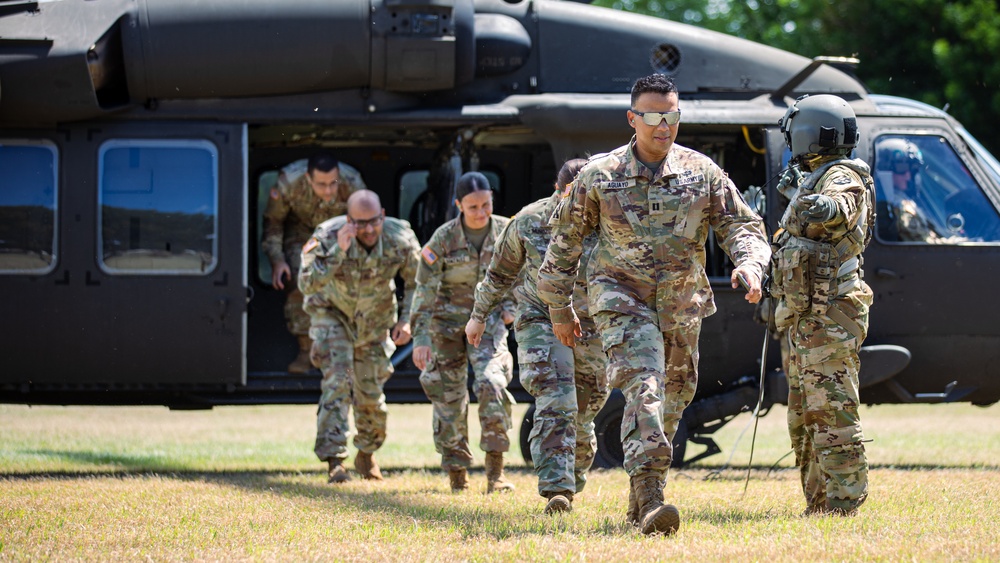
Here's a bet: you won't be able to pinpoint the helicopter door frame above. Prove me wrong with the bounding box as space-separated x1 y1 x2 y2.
0 122 248 388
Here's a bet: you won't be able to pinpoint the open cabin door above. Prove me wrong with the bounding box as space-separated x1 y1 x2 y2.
0 122 247 393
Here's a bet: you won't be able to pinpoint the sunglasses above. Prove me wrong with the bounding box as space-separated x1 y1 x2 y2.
631 110 682 126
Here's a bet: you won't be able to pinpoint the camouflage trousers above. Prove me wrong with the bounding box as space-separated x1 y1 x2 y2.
517 313 609 496
781 302 869 513
418 319 514 470
310 318 395 463
596 311 699 479
283 247 310 336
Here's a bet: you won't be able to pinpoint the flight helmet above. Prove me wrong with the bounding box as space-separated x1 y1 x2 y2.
877 137 924 175
779 94 860 160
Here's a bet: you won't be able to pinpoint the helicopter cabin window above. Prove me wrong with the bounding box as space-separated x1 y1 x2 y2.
399 169 502 242
0 140 58 274
98 140 219 274
873 135 1000 244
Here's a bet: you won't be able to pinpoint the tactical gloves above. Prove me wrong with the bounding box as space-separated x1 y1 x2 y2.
796 194 838 223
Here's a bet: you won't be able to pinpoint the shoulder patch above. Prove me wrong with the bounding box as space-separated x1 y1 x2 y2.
560 183 574 197
269 188 280 200
421 245 438 265
833 174 852 185
302 237 319 254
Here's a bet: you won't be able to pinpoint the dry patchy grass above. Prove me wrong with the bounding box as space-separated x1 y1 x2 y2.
1 402 998 561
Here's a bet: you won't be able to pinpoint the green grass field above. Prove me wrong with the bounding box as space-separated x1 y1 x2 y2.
1 402 998 561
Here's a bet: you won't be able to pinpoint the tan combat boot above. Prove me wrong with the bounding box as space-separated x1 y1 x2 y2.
485 451 516 494
632 474 680 535
288 335 313 374
327 460 351 484
543 491 574 514
354 451 384 481
449 468 469 492
626 478 640 526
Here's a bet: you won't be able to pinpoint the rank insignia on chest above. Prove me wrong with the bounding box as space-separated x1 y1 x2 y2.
649 192 664 215
421 246 438 265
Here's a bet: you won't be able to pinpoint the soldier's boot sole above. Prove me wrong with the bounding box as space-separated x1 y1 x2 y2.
640 504 680 536
544 495 573 515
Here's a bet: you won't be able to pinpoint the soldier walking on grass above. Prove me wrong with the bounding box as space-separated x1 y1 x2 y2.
537 74 771 534
772 94 875 516
467 159 610 514
411 171 517 494
298 190 421 483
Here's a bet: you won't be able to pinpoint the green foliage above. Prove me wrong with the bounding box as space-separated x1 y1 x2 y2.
594 0 1000 156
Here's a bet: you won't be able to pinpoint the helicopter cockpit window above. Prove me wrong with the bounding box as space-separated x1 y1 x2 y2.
399 169 502 243
873 135 1000 244
98 140 219 274
0 140 58 275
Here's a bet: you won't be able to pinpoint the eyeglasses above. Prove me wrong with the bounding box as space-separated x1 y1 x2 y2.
348 215 384 229
312 179 340 189
631 110 682 126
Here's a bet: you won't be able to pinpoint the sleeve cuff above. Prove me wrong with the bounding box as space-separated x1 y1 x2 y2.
548 305 576 325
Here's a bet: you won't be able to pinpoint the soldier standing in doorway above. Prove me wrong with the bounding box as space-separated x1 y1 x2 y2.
262 153 367 373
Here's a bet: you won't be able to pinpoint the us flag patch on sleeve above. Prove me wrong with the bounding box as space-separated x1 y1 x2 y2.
421 245 438 265
302 238 319 254
270 188 280 200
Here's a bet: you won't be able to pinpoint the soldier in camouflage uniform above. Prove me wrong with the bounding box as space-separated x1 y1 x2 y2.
262 154 367 373
537 75 770 535
467 158 609 514
298 190 421 483
411 171 517 493
773 94 876 516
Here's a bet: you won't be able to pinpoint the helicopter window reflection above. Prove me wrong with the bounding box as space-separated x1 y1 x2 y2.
873 134 1000 244
0 140 58 274
98 140 219 274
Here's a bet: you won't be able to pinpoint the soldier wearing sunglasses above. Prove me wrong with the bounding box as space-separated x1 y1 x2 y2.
537 74 770 535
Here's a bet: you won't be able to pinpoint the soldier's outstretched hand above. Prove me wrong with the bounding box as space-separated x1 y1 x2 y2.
465 318 486 348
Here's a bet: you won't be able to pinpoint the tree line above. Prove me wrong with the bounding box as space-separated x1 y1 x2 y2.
597 0 1000 157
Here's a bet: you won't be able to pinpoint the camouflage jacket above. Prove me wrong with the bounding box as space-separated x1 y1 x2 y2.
262 159 367 264
771 157 874 324
298 216 421 345
410 214 514 348
473 192 598 327
537 138 770 330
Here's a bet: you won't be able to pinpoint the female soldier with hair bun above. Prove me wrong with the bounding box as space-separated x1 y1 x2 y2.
411 171 516 493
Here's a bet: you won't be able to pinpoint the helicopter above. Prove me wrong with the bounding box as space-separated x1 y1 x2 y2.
2 0 999 469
